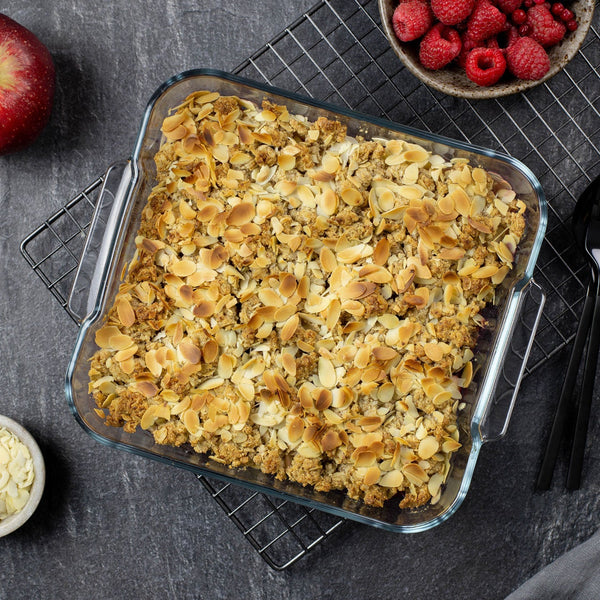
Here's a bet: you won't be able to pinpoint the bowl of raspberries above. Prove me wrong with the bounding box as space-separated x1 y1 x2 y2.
379 0 594 98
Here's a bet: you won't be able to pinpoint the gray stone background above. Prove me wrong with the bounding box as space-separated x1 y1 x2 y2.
1 1 599 599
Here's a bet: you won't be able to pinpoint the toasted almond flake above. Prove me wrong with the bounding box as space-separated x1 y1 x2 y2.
438 195 454 215
194 300 216 318
179 284 194 304
217 354 235 379
273 305 295 322
339 281 376 300
136 381 159 398
467 216 492 234
171 397 191 416
258 288 283 308
492 265 510 284
433 391 453 407
278 154 296 171
353 346 370 370
378 314 400 329
372 238 390 266
281 352 296 376
359 264 392 283
406 206 428 223
288 417 305 443
280 314 299 342
442 438 462 453
440 247 465 260
418 436 439 459
197 205 219 222
461 361 474 388
279 273 297 298
326 299 341 331
337 243 373 264
116 298 136 327
428 473 444 498
199 377 225 390
109 333 135 351
457 261 479 279
318 189 338 216
472 265 499 279
322 154 340 173
451 187 471 216
162 112 186 133
372 346 398 361
363 465 381 486
114 344 138 362
227 202 255 226
297 442 321 459
183 409 200 434
403 293 426 307
172 259 197 278
402 147 429 162
120 357 135 374
179 340 202 365
470 195 486 217
319 247 337 273
340 187 363 207
323 409 343 425
319 430 340 452
402 462 428 485
423 343 444 362
318 357 337 389
145 351 162 378
380 470 404 488
238 379 255 401
95 325 122 348
140 407 156 430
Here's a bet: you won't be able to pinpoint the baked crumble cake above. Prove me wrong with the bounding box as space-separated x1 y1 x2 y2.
88 91 526 509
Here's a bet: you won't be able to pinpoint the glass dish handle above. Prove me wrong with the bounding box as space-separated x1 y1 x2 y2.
68 160 133 323
479 279 545 443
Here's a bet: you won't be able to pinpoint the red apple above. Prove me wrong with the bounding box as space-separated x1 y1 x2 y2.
0 13 55 155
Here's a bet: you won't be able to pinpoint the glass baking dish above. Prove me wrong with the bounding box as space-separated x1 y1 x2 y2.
65 69 547 533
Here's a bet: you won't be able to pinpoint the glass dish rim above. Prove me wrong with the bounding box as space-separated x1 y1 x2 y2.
65 68 548 533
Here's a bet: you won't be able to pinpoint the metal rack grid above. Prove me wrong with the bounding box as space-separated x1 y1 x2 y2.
20 0 600 570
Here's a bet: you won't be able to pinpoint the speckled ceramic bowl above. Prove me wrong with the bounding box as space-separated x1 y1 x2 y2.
378 0 595 99
0 415 45 537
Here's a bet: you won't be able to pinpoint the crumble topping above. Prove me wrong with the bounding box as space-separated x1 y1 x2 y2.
88 91 526 509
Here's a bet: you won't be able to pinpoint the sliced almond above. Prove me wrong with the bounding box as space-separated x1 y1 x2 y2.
318 357 337 389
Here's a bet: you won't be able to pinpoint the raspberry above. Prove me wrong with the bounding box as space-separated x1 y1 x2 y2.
431 0 475 25
496 0 521 14
506 36 550 79
526 4 567 47
392 0 433 42
511 9 527 24
419 23 462 69
467 0 507 42
551 2 564 16
524 0 534 6
465 47 507 85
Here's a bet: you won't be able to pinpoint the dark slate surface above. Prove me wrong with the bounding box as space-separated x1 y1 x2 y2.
1 1 599 599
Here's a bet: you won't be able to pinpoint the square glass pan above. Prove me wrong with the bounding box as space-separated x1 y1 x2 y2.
65 69 547 533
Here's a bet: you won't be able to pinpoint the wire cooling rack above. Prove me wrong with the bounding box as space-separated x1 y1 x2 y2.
20 0 600 570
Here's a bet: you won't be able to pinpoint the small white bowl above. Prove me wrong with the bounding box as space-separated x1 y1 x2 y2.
0 415 45 537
